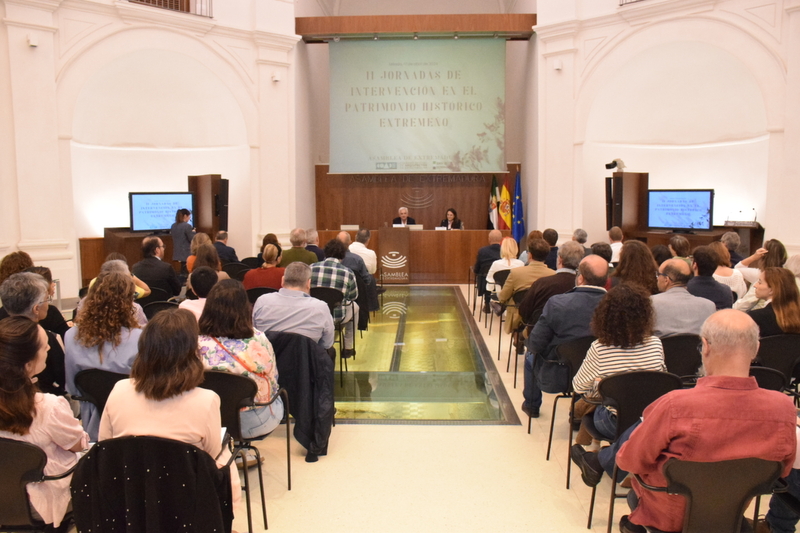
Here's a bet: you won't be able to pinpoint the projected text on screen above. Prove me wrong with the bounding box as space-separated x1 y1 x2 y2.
330 40 506 174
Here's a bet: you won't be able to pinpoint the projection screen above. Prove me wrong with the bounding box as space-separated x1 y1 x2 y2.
329 39 506 174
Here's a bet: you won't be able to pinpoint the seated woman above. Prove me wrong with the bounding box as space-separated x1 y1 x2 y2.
0 317 88 531
256 233 280 267
708 241 747 302
439 208 463 230
611 240 659 295
21 266 71 338
186 232 212 273
197 280 284 439
485 237 524 296
65 271 142 440
98 308 240 515
243 244 284 291
747 267 800 337
668 234 692 267
573 283 666 446
0 250 33 286
734 239 790 311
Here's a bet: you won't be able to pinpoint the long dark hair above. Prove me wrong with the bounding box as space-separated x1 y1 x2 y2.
612 240 659 295
194 243 221 272
198 279 254 339
763 267 800 334
0 317 42 434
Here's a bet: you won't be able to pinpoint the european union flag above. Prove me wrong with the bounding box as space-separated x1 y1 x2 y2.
512 171 525 244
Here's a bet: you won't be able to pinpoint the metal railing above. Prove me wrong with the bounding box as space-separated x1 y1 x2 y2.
128 0 212 18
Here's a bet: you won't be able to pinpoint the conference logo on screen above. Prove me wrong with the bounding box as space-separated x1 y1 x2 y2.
381 252 407 269
376 162 397 170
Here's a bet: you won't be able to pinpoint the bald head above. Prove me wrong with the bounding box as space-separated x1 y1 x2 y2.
661 258 692 285
700 310 760 376
577 255 609 287
337 231 352 246
488 230 502 245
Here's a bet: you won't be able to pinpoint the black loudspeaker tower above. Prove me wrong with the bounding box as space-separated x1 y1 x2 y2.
188 174 228 237
216 179 229 232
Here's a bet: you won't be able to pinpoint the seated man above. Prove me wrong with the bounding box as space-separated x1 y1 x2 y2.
178 266 218 320
571 310 796 533
518 240 584 328
311 239 359 357
498 238 555 335
473 229 502 312
521 255 608 418
131 236 181 296
305 229 326 262
609 226 624 264
280 228 318 267
651 258 715 337
542 228 559 271
687 245 734 310
572 228 592 256
348 229 377 275
337 231 379 313
253 262 334 348
392 206 415 226
213 231 239 264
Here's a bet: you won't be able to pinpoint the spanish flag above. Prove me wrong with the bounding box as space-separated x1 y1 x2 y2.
499 177 512 230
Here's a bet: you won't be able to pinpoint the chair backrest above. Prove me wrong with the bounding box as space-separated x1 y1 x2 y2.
247 286 277 304
71 435 233 533
222 262 250 280
663 457 782 533
240 256 262 269
511 288 529 306
143 300 179 320
661 334 702 378
756 334 800 381
136 286 171 307
749 366 787 391
598 370 683 438
492 269 511 290
0 438 47 528
74 369 129 416
198 371 257 442
554 336 597 388
310 287 344 315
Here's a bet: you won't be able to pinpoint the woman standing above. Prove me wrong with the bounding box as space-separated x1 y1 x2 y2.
243 244 284 291
747 267 800 337
0 317 88 530
439 208 463 230
65 271 142 440
170 208 195 275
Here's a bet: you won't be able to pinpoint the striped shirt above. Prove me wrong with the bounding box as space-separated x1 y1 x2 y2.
573 336 666 400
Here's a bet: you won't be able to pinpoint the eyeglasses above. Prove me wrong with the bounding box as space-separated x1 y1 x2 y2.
656 272 669 280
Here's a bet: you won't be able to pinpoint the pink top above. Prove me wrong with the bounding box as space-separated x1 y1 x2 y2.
0 393 88 527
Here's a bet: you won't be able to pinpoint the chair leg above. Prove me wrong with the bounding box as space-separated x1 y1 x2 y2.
513 348 520 388
607 464 621 533
587 484 597 529
488 309 494 335
506 332 514 372
497 315 504 361
249 444 268 529
753 495 762 532
546 396 561 459
283 390 292 491
239 447 254 533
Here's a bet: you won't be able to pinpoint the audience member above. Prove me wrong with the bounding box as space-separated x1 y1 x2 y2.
392 206 415 226
20 266 71 338
518 241 583 328
736 238 788 285
311 239 358 357
572 228 591 256
337 231 379 312
668 234 691 266
98 308 240 511
608 226 623 263
0 250 33 286
687 245 734 310
0 272 68 395
708 241 747 301
486 237 524 295
522 255 608 418
189 244 230 291
170 208 194 274
198 280 284 438
349 229 377 274
472 230 502 312
95 253 151 300
747 267 800 337
651 258 715 337
572 284 665 446
734 241 792 312
179 266 218 320
65 271 142 440
611 240 659 295
305 229 325 262
213 231 239 264
542 228 559 270
0 317 88 530
253 262 334 348
649 244 672 266
131 236 181 296
187 232 212 272
591 242 613 265
279 228 318 267
498 238 555 335
721 231 745 267
440 208 463 230
243 243 284 290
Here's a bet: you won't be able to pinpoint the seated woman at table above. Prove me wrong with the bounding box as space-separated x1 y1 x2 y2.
439 208 463 230
0 316 88 531
243 244 284 291
747 267 800 337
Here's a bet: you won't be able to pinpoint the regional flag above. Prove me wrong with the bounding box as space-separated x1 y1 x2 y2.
499 178 512 230
512 171 525 243
488 175 500 229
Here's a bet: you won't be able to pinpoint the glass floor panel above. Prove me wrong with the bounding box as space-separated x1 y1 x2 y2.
334 286 519 424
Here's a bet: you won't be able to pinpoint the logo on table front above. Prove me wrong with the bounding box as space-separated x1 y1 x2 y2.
382 301 407 319
381 251 407 269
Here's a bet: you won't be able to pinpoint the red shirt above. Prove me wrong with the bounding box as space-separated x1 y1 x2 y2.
243 267 285 291
616 375 797 532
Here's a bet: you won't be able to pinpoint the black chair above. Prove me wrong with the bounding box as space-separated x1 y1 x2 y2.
310 287 350 385
0 438 77 532
581 370 683 532
142 300 179 320
247 286 277 304
241 256 262 269
222 262 251 281
756 334 800 396
750 365 787 391
71 436 234 533
661 334 702 383
72 369 129 417
634 457 783 533
199 371 290 533
505 288 529 387
489 269 512 346
135 286 170 307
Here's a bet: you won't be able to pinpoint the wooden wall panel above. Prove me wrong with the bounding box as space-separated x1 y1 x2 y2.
315 164 521 231
79 237 105 288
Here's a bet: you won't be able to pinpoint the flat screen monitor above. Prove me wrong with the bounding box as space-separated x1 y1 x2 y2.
647 189 714 232
129 192 194 232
